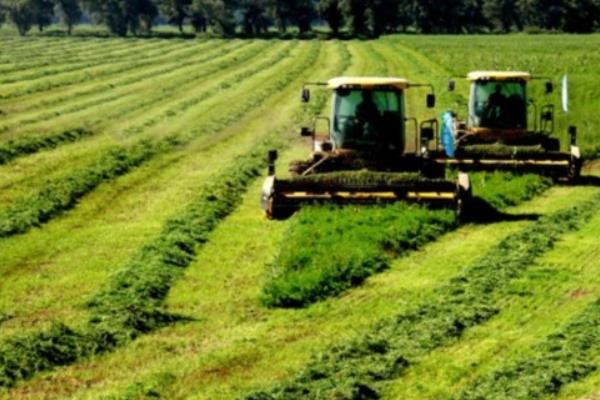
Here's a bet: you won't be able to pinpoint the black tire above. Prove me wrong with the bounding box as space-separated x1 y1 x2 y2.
567 158 582 183
543 138 560 152
266 196 296 220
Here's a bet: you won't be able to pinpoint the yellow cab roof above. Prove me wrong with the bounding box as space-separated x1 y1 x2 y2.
467 71 532 81
327 77 409 90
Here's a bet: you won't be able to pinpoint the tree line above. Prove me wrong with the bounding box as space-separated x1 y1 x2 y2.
0 0 598 37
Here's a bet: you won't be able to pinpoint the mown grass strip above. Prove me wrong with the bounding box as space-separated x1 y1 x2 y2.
261 171 551 308
0 40 173 84
0 45 332 387
247 193 600 399
0 41 334 386
0 140 157 237
0 137 280 388
0 41 268 161
261 204 456 308
0 144 276 387
0 42 310 238
458 296 600 400
0 40 221 101
0 128 94 165
0 40 222 118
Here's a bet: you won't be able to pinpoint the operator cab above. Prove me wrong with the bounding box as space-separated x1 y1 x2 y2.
329 77 407 152
467 71 530 131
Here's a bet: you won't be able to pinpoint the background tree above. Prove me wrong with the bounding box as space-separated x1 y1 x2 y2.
318 0 343 35
192 0 237 34
290 0 316 33
83 0 158 36
268 0 289 32
368 0 400 36
240 0 268 35
136 0 159 34
31 0 54 32
56 0 83 34
341 0 367 35
158 0 190 32
483 0 523 31
395 0 415 32
4 0 34 35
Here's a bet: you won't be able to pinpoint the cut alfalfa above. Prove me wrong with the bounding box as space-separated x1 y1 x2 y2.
459 296 600 400
278 171 455 192
261 171 550 308
247 193 600 399
260 203 457 308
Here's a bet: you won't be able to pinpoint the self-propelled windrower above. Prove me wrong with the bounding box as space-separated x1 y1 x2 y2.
261 77 471 219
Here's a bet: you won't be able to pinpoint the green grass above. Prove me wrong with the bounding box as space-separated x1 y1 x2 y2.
247 193 600 399
0 33 598 399
0 41 340 346
0 41 302 235
381 206 600 399
260 204 456 308
459 295 600 399
0 133 286 388
260 171 550 308
0 39 342 387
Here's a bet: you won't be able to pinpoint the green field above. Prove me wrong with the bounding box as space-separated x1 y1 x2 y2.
0 31 599 399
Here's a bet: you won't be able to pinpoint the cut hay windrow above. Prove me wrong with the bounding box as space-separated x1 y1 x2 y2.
0 128 94 165
0 41 349 387
260 204 457 308
0 41 316 238
0 39 176 85
0 39 229 102
0 136 281 388
261 171 552 308
247 193 600 399
0 41 278 162
2 40 230 117
277 171 456 191
0 40 247 134
0 39 154 75
459 296 600 400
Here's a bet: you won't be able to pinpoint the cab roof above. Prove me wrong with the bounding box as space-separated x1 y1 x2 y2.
327 77 409 90
467 71 532 81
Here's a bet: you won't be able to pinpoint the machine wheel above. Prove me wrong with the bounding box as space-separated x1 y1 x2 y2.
266 196 295 220
567 157 582 183
421 161 446 179
455 178 473 221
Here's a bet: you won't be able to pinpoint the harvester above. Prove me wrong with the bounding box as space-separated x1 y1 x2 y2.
260 77 471 219
429 71 581 180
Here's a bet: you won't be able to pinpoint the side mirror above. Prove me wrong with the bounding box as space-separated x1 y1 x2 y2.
267 149 278 175
545 81 553 94
568 125 577 145
301 88 310 103
300 127 313 137
448 80 455 91
268 149 278 163
421 126 434 142
427 94 436 108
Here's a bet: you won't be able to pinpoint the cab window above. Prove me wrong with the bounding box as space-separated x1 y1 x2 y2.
471 80 527 129
332 88 405 151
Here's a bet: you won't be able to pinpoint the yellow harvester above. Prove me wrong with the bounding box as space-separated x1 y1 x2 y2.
429 71 581 181
260 77 471 219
